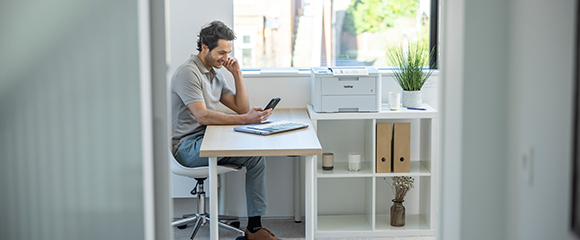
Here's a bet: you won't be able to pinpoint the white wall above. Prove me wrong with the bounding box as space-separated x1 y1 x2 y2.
168 0 233 81
506 0 577 239
459 1 510 239
150 0 173 238
440 0 511 238
0 0 157 239
234 73 439 110
440 0 578 239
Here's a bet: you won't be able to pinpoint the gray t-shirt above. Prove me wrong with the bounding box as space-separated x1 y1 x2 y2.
171 54 234 154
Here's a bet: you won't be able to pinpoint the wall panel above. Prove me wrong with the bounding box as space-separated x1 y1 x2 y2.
0 0 148 239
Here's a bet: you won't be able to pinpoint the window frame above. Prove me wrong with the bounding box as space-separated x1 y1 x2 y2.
430 0 439 69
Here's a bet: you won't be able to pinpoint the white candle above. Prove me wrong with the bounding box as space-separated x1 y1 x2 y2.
348 152 361 172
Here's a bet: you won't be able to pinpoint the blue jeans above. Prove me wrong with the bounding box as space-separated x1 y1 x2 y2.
175 130 267 217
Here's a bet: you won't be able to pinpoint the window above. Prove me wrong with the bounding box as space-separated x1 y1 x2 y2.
242 48 253 66
234 26 257 67
243 35 251 44
233 0 438 69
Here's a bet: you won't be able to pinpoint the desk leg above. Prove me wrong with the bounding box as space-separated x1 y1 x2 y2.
305 155 315 240
219 174 226 215
209 157 219 240
293 156 301 223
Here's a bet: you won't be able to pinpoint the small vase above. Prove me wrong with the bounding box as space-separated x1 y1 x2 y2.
402 90 423 108
390 200 405 226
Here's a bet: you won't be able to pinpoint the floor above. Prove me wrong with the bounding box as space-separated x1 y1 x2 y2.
173 218 436 240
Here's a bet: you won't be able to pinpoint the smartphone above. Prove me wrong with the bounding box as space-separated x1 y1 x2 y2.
264 97 281 110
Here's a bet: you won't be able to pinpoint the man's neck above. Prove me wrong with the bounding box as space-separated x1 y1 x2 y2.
197 52 212 71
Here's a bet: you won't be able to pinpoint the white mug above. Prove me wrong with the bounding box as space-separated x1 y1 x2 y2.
388 92 401 110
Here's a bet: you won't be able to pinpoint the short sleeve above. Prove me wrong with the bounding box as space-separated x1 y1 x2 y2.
173 66 204 105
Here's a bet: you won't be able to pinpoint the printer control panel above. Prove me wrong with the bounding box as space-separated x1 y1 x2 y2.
312 67 369 76
313 68 332 74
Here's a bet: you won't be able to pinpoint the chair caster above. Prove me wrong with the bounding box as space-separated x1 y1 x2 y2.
176 224 187 229
235 236 247 240
229 220 241 229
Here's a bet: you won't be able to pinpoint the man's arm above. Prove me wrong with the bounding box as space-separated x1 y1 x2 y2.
220 57 249 114
187 101 272 126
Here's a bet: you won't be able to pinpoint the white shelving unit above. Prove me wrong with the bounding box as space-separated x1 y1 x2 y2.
307 104 437 238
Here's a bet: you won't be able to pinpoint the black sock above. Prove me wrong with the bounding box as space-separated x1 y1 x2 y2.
247 216 262 233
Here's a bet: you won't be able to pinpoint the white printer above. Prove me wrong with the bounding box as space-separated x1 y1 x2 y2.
311 66 381 112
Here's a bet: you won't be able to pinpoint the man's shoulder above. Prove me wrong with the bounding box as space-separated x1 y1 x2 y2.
180 58 202 73
173 60 202 81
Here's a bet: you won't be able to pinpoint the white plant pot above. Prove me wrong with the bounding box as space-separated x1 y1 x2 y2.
402 90 423 108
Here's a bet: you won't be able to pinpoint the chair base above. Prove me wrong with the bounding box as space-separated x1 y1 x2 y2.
176 214 240 228
173 213 245 239
172 176 244 239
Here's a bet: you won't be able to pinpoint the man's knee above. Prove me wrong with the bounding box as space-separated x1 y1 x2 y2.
246 156 266 170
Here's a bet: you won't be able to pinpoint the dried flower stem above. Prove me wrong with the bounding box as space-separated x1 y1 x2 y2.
384 176 415 202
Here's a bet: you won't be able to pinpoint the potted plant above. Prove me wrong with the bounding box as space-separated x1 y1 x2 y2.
388 41 435 108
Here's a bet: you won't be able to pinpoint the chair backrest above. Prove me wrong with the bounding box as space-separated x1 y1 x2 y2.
169 152 240 178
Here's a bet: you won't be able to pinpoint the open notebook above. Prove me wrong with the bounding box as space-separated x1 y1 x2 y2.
234 120 309 135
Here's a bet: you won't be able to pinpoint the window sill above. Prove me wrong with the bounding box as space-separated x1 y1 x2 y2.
241 68 311 78
241 68 440 78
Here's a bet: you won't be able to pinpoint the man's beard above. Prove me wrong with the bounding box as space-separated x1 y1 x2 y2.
205 54 221 68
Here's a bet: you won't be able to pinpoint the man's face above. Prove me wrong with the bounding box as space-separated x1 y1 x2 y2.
204 39 232 69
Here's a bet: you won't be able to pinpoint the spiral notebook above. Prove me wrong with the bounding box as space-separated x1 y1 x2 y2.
234 120 309 135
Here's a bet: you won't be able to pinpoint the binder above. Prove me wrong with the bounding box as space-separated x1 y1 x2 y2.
376 123 392 173
392 123 411 173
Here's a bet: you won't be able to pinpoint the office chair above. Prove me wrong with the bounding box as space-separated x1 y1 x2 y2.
170 153 245 239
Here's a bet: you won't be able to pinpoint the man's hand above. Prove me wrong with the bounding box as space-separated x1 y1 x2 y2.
222 57 240 74
187 103 272 126
243 107 273 124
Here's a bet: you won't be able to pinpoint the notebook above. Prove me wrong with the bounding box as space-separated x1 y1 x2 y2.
234 120 309 135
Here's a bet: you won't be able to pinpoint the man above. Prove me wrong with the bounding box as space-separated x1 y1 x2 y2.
171 20 279 240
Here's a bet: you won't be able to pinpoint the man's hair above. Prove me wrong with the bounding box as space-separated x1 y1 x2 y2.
196 20 236 52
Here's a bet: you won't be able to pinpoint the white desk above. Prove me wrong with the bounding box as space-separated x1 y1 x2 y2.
199 108 322 240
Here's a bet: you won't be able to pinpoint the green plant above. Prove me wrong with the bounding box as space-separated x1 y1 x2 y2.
344 0 418 34
388 41 434 91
